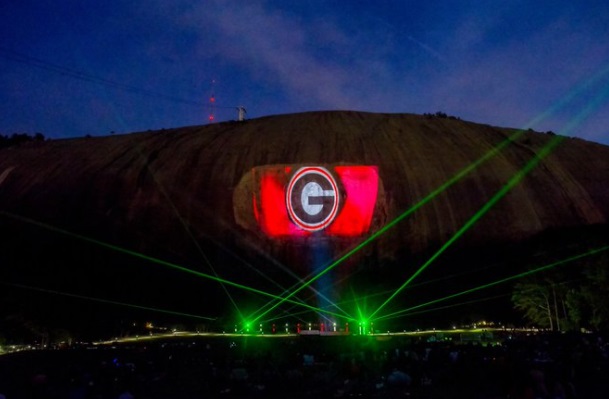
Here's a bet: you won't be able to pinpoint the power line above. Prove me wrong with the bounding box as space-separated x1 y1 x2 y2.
0 47 236 110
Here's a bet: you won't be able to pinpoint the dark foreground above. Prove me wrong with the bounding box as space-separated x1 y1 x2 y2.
1 331 608 398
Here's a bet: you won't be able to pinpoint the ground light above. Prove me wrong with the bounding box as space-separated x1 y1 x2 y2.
357 320 374 335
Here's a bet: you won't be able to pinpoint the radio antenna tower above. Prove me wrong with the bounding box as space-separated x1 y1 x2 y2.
236 106 247 121
208 79 216 123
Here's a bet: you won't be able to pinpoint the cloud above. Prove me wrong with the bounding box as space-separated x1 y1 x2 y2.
170 2 362 109
157 1 412 113
417 13 609 140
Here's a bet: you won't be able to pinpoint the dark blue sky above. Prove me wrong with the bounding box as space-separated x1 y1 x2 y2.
1 0 609 144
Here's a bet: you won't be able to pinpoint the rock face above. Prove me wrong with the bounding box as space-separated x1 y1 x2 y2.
1 111 608 334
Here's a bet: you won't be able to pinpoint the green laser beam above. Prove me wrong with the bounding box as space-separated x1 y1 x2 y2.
0 211 349 320
132 145 244 321
248 63 609 324
248 112 583 322
251 294 348 323
2 281 217 320
330 258 518 311
388 293 512 320
513 63 609 130
266 295 350 325
246 272 353 321
104 117 339 321
244 265 353 320
252 309 339 328
248 307 312 326
206 232 351 320
369 134 566 319
370 80 609 321
247 131 533 324
376 244 609 321
145 135 349 321
4 64 609 331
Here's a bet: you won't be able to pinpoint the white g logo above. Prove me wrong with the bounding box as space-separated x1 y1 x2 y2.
286 167 340 231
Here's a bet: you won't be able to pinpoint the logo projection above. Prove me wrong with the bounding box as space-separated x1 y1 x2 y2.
246 165 379 237
286 167 340 232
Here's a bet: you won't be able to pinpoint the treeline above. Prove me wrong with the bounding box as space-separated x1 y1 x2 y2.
423 111 461 120
0 132 46 149
512 229 609 331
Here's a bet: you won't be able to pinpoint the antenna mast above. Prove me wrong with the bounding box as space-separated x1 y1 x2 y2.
237 106 247 121
208 79 216 123
206 79 248 123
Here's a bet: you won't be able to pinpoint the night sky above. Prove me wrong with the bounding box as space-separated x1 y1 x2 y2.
1 0 609 145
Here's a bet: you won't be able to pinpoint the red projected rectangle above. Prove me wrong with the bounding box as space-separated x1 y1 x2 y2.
253 165 379 237
327 166 379 235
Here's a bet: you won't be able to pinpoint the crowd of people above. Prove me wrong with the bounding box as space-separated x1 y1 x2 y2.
1 330 608 398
